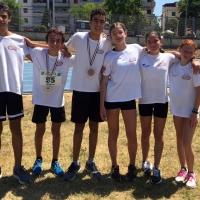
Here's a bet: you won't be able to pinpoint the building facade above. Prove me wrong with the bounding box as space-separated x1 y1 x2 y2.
19 0 155 33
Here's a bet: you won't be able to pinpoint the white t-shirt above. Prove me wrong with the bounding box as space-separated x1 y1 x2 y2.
103 44 144 102
139 53 179 104
66 32 112 92
0 34 29 95
29 48 74 107
169 62 200 118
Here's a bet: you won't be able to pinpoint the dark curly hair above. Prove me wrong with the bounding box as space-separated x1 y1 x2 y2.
45 28 65 43
0 2 11 17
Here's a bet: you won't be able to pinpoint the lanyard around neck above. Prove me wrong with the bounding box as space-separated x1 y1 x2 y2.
46 51 60 77
87 33 100 67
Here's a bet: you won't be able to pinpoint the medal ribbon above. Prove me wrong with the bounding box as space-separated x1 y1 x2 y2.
46 51 61 79
87 33 100 66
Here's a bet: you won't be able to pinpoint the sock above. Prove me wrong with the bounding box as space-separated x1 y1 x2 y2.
154 167 159 170
37 156 42 160
52 158 58 164
181 167 187 171
73 161 80 166
14 166 21 171
188 171 194 174
87 158 94 165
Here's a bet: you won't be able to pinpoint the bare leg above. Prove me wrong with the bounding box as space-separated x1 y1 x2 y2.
73 123 85 161
173 116 186 168
121 109 137 166
51 122 62 159
10 119 22 166
106 109 120 166
88 120 98 158
140 116 152 161
35 123 45 157
153 116 166 168
0 122 2 164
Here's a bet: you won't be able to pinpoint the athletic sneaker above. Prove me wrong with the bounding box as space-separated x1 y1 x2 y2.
13 166 31 184
85 162 101 179
142 161 153 176
64 162 81 181
32 159 43 175
51 161 64 176
186 173 196 188
126 165 137 182
151 167 162 184
175 168 188 182
110 165 121 182
0 167 2 178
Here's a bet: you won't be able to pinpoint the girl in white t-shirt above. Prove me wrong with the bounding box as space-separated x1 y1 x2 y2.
139 31 180 184
169 40 200 188
100 22 144 182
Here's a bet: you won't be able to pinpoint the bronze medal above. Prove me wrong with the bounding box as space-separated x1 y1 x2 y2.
45 86 52 93
88 68 95 76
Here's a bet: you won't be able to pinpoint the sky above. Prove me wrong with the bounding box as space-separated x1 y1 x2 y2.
154 0 178 16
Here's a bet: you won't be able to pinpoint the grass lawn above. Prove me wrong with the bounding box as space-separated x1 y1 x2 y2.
0 93 200 200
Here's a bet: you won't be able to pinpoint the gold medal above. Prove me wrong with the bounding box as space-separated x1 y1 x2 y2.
45 86 52 93
88 69 95 76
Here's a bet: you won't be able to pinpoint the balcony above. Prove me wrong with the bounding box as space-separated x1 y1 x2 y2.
33 3 46 6
54 3 70 7
32 13 44 17
55 11 69 17
143 2 155 8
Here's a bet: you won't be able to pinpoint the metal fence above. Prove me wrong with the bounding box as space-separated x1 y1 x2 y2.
9 8 200 39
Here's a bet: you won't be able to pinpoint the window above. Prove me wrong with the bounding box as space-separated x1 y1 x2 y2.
23 0 27 3
24 8 28 13
74 0 78 3
172 12 176 16
24 18 28 23
147 10 151 14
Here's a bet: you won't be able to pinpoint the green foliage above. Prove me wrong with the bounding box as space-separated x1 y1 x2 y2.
34 25 47 32
153 17 162 32
68 3 102 21
167 18 179 34
2 0 23 31
41 8 52 29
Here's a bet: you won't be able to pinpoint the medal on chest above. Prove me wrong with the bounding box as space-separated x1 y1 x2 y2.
87 33 100 76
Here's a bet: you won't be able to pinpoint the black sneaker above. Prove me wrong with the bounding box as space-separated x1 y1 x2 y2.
64 162 81 181
0 167 2 178
151 167 162 184
126 165 136 182
85 162 101 179
111 165 121 182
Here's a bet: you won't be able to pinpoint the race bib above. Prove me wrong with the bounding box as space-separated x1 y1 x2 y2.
40 70 62 86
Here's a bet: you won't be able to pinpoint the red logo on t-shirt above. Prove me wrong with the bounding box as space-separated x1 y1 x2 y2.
182 75 191 80
97 50 104 54
157 62 166 67
57 61 63 66
129 57 136 62
8 46 20 51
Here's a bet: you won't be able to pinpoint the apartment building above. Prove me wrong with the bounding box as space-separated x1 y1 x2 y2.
161 2 180 31
19 0 155 32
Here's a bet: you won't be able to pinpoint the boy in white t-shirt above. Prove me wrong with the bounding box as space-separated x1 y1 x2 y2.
0 2 31 184
64 8 112 181
25 29 74 177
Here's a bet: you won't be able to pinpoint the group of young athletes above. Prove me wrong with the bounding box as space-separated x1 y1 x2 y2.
0 2 200 189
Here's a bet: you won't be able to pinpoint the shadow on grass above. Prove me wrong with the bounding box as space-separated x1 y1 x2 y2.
0 170 184 200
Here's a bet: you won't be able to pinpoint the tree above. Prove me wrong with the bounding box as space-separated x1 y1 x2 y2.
2 0 23 31
68 3 102 21
167 18 179 34
41 8 52 30
153 17 162 32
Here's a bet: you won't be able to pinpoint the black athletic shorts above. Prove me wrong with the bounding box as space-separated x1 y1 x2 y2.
139 102 168 118
0 92 24 121
71 90 103 123
32 105 66 123
105 99 136 110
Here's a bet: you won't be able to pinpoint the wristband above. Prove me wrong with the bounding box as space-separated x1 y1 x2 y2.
192 110 199 114
193 107 198 112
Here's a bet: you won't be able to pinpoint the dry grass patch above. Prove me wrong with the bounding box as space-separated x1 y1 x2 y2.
1 93 200 199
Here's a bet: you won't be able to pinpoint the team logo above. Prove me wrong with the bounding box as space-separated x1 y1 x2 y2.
182 75 191 80
97 50 104 54
129 57 136 62
157 62 166 67
8 46 20 51
142 63 150 68
56 61 63 66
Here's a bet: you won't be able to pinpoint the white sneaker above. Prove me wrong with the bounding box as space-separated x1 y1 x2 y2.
186 173 196 188
142 161 153 175
175 168 188 182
